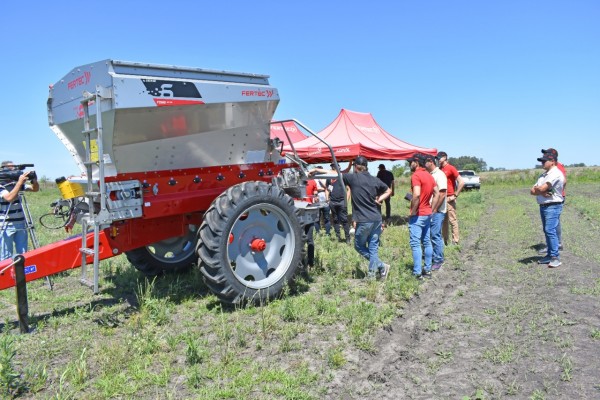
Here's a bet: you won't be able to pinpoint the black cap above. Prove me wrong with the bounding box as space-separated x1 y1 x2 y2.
407 153 426 164
541 148 559 159
537 153 557 163
423 154 437 163
378 163 385 169
354 155 368 166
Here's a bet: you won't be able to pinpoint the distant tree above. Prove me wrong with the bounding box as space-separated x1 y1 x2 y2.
448 156 487 172
391 164 407 178
566 163 586 167
462 163 479 171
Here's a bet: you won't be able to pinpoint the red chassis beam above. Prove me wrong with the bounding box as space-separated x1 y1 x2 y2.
0 213 198 290
0 161 292 291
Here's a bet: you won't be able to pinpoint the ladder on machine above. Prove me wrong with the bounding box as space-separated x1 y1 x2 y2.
79 86 113 294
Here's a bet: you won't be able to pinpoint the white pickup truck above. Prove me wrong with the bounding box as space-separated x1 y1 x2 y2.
459 170 481 190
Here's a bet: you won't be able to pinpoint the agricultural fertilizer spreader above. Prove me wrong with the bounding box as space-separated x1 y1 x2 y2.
0 60 338 304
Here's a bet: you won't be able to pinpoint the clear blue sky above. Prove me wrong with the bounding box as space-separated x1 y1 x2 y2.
1 1 598 180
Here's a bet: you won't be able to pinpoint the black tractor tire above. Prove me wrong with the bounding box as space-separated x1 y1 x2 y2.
125 224 198 276
197 181 304 305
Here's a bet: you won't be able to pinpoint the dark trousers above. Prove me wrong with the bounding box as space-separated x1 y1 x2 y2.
377 197 392 220
304 223 315 267
330 202 350 240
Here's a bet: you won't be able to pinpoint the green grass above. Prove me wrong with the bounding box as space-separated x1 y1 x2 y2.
1 168 599 398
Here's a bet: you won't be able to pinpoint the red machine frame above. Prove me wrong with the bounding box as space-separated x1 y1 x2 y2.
0 161 289 290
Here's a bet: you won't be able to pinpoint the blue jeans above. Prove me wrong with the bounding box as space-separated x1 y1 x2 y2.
540 204 562 258
0 222 29 261
354 221 384 276
431 212 445 264
409 215 432 275
315 204 331 235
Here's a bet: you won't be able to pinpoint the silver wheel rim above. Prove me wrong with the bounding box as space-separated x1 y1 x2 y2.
146 224 197 264
227 203 295 289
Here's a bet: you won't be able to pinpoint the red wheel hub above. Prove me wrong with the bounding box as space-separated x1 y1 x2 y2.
249 238 266 252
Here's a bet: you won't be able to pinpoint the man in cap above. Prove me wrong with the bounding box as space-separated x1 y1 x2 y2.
537 148 566 254
310 156 392 280
376 164 395 222
407 153 439 280
423 154 447 270
304 178 318 269
1 161 39 261
437 151 465 245
530 151 565 268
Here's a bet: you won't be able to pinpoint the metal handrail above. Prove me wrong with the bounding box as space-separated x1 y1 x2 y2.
269 119 348 208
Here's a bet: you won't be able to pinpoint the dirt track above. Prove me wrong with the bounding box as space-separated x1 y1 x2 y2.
326 186 600 399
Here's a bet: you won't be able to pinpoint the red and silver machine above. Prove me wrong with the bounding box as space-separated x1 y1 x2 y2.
0 60 337 305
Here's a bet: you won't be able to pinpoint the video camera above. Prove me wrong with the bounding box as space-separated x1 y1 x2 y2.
0 164 37 184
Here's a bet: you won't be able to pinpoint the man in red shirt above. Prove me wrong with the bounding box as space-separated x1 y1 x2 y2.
538 148 566 253
303 179 318 269
408 153 439 280
437 151 465 245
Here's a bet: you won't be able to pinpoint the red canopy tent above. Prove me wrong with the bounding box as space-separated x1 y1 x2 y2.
270 121 307 146
284 109 436 163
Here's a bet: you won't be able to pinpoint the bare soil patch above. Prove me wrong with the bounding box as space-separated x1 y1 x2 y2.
326 186 600 399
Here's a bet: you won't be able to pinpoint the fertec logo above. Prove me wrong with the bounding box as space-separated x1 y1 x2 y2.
356 125 379 133
67 71 91 90
241 90 275 97
271 124 298 133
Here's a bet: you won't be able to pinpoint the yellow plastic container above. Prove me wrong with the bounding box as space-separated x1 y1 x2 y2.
56 177 85 199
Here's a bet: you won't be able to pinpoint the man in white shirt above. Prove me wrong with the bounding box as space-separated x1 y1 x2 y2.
530 152 565 268
424 154 447 271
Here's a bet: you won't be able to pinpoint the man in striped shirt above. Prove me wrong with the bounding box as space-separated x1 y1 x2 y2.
1 161 39 260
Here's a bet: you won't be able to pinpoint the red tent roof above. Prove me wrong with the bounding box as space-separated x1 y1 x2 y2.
270 121 307 146
284 109 436 163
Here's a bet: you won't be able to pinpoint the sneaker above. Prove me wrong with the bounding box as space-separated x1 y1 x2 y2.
422 271 432 279
414 274 424 281
346 237 351 245
379 263 390 280
432 263 443 271
548 257 562 268
538 256 552 264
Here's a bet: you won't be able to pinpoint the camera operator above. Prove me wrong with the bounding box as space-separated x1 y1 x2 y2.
0 161 39 261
